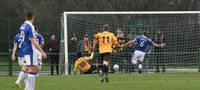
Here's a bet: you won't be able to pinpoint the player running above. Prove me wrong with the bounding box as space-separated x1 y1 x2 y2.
73 52 102 74
93 24 118 83
20 12 47 90
120 31 165 73
12 33 28 88
35 26 44 72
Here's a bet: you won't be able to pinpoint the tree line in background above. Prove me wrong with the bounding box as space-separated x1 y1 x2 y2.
1 0 200 18
0 0 200 53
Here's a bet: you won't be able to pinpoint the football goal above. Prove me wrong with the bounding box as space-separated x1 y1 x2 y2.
60 11 200 75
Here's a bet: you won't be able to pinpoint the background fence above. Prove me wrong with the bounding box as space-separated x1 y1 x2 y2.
0 18 61 76
1 15 200 75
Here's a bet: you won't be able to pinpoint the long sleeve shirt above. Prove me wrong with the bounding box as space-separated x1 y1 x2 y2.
45 39 60 53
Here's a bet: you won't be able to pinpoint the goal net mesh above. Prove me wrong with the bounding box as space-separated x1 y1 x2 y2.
60 13 200 74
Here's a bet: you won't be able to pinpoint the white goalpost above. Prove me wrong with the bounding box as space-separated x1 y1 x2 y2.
60 11 200 75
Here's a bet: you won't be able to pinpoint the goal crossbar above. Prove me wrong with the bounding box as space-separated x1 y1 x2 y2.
64 11 200 15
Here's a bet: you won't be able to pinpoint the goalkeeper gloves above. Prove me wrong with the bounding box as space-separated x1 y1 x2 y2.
73 68 76 75
89 52 94 60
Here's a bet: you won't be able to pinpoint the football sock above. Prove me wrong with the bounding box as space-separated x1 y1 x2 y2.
98 65 103 70
105 65 108 73
138 64 142 69
23 72 28 85
102 64 107 74
25 72 37 90
16 70 25 83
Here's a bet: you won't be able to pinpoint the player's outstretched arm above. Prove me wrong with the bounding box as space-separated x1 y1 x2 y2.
30 38 47 59
73 63 78 75
153 43 165 47
12 44 17 61
73 68 77 75
120 40 136 48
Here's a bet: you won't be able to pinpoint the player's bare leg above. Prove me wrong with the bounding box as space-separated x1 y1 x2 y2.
15 65 27 88
103 61 109 83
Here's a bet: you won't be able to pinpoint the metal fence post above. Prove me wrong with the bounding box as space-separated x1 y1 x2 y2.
198 48 200 72
174 17 177 68
8 49 12 76
8 18 11 52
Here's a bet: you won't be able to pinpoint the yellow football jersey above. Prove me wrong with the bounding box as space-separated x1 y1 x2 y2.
93 32 117 53
74 57 91 72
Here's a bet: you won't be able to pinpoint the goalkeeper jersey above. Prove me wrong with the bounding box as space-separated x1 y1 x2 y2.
74 57 91 72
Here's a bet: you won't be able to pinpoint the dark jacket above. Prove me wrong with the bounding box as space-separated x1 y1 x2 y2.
154 34 165 51
45 39 60 53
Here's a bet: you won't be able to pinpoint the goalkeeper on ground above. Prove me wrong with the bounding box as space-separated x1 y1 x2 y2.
73 52 102 74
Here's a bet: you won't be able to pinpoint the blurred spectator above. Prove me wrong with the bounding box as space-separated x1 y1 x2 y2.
113 32 127 53
127 28 138 41
117 32 127 71
127 28 138 52
154 30 165 73
70 34 77 53
143 41 152 73
123 43 135 73
69 34 77 74
144 30 152 73
45 35 60 75
116 27 122 38
77 34 92 58
118 32 127 48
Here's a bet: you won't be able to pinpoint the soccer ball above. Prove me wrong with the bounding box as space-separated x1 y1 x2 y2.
113 64 119 70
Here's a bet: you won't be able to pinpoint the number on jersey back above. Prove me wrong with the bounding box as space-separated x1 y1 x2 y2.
134 36 154 52
94 32 117 53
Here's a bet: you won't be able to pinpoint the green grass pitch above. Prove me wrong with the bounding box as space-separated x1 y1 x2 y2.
1 73 200 90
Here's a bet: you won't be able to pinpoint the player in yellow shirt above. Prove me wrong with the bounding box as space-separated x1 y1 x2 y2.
73 52 102 74
93 24 118 83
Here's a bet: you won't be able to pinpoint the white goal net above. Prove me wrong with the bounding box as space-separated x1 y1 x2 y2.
60 11 200 75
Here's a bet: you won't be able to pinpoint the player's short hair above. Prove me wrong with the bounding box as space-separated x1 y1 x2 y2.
117 27 122 31
35 26 38 30
119 32 123 35
103 24 110 31
143 30 148 36
25 12 34 20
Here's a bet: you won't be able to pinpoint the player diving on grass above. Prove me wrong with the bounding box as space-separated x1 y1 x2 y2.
120 30 165 73
93 24 118 83
73 52 103 74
